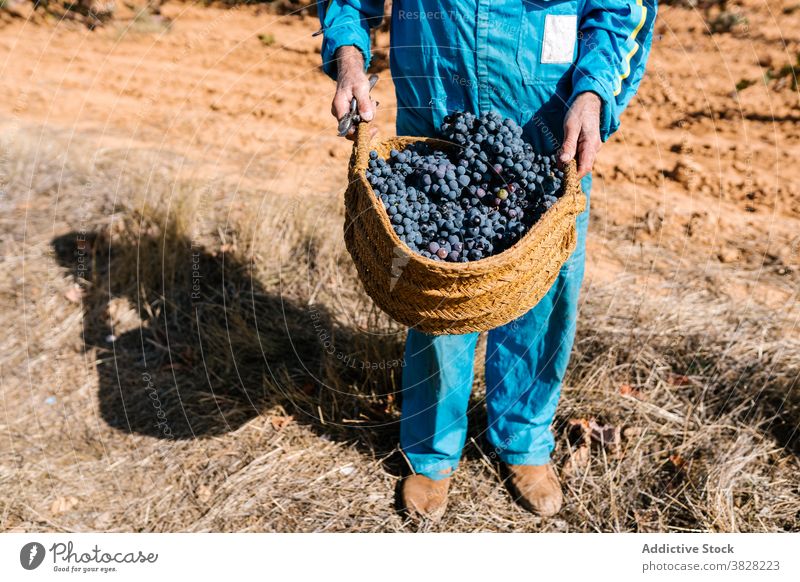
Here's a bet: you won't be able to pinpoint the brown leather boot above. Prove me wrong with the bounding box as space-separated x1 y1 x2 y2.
505 463 563 516
401 474 450 521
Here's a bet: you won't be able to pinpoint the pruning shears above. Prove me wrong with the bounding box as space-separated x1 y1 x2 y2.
337 74 380 137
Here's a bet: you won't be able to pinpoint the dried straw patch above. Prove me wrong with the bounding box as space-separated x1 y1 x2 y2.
0 129 797 532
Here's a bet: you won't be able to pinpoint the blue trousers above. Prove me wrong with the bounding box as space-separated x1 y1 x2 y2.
400 180 590 480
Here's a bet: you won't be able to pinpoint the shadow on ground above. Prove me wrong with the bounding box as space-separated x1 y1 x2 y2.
50 222 433 473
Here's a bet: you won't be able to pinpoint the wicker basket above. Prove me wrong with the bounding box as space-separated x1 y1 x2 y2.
343 123 586 335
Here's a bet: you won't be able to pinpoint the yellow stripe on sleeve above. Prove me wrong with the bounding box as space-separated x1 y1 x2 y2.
614 0 648 97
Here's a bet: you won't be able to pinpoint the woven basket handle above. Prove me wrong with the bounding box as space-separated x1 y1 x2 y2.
563 159 579 204
353 121 373 171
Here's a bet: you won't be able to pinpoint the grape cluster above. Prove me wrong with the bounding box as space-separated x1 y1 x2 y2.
366 111 564 262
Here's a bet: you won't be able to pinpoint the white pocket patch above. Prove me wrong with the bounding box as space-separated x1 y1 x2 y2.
541 14 578 64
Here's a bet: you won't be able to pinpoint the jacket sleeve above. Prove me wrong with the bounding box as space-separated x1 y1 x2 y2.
317 0 384 80
571 0 657 141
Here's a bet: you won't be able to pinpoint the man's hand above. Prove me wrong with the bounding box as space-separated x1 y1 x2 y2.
332 46 376 140
559 91 603 178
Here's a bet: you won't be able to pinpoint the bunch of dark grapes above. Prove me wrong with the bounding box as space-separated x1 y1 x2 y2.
365 111 564 262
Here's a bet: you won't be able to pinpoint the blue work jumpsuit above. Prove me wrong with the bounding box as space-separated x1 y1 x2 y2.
319 0 657 479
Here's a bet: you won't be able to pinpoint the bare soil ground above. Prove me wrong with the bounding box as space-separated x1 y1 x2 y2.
0 1 798 532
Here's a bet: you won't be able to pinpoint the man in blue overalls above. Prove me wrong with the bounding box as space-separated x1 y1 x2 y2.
319 0 656 520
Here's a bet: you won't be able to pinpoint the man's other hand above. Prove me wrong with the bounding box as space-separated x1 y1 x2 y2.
332 46 377 140
559 91 602 178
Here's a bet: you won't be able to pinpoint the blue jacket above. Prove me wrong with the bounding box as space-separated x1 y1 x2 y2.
318 0 656 153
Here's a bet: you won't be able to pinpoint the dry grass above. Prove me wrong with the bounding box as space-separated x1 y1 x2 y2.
0 127 798 532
